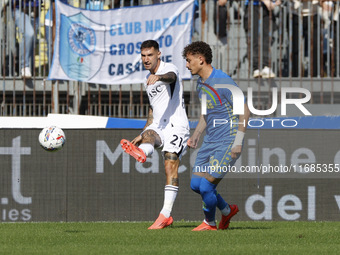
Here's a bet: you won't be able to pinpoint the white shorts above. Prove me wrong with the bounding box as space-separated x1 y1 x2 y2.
142 123 189 160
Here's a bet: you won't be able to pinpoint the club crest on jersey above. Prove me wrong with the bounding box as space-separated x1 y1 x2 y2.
198 82 223 114
59 13 105 81
148 85 163 98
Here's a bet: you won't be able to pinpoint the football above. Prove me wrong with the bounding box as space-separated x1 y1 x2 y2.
39 126 66 151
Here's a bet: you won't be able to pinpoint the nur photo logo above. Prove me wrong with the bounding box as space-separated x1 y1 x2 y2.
201 84 311 116
200 83 312 128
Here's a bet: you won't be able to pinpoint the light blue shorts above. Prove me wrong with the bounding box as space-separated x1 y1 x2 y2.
192 140 238 178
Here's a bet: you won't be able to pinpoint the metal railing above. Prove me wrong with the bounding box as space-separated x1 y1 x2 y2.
1 0 340 117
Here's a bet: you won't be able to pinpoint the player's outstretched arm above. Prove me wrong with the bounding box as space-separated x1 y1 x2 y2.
231 103 250 158
146 72 177 85
187 115 207 149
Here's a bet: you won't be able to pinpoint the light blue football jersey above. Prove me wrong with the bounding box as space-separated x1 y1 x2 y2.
197 67 241 143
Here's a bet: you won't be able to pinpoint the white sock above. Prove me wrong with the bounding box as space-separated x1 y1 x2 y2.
160 185 178 218
204 219 216 226
221 204 231 216
138 143 154 156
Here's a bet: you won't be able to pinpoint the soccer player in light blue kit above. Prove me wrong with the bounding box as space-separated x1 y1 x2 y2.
182 41 250 231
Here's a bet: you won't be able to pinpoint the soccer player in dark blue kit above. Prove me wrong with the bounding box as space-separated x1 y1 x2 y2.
182 41 250 231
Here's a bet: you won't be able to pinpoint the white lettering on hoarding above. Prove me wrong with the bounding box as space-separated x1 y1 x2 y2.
0 137 32 204
0 136 32 221
245 185 316 220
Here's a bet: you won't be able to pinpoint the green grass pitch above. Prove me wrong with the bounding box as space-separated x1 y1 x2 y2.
1 221 340 254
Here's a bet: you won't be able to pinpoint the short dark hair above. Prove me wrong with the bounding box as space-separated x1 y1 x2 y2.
182 41 212 64
141 40 159 51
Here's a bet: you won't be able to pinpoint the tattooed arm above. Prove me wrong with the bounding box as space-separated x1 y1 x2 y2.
146 72 177 85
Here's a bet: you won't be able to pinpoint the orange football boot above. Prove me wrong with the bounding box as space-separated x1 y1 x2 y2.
120 139 146 163
192 221 217 231
148 214 173 230
218 204 239 230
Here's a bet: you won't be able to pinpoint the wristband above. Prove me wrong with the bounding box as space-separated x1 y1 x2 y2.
232 131 245 148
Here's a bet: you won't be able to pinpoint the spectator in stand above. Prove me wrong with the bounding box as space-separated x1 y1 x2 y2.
13 0 42 78
321 0 339 77
332 1 339 77
244 0 281 78
214 0 228 40
290 0 319 77
109 0 139 8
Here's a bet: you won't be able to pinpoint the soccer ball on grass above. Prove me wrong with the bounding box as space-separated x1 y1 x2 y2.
39 126 66 151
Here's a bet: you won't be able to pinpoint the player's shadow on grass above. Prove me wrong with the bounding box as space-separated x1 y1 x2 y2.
171 225 272 230
172 224 199 229
64 230 87 233
228 226 272 230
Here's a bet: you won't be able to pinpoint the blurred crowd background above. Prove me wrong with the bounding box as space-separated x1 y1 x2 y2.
1 0 339 117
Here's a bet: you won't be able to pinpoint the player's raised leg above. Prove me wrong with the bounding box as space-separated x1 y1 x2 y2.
120 139 146 163
120 129 161 163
